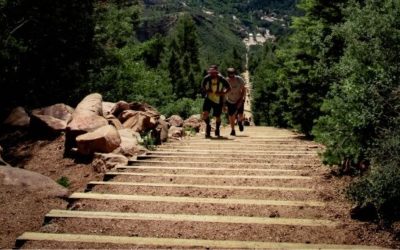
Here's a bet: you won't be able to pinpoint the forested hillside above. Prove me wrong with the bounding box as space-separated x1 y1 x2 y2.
0 0 294 120
251 0 400 221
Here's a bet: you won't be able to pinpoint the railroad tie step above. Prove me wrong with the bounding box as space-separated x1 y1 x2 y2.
130 160 319 167
104 172 313 180
87 181 315 192
16 232 386 249
69 192 325 207
45 209 338 227
115 165 303 173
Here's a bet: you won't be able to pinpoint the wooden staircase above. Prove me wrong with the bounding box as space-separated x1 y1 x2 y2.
16 127 386 249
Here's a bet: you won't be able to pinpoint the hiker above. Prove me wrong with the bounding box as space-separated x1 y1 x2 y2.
225 67 246 136
201 67 231 138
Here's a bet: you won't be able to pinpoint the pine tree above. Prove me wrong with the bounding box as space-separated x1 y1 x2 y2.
277 0 347 136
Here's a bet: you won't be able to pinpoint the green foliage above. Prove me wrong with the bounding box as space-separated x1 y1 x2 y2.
0 0 94 114
160 98 203 119
312 0 400 218
278 0 346 136
140 131 156 150
87 1 173 108
251 0 347 136
252 43 288 127
57 176 70 188
314 0 400 166
162 14 202 100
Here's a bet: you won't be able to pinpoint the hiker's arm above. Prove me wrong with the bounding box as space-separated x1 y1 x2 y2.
218 77 231 95
201 77 213 94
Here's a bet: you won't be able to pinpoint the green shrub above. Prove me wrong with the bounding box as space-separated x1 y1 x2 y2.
57 176 70 188
140 131 156 151
160 97 203 119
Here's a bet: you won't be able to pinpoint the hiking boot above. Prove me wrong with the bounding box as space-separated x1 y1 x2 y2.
230 130 236 136
205 124 211 138
238 121 244 132
215 128 220 137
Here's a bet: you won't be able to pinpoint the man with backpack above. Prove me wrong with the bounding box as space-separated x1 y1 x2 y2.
201 67 231 138
225 67 246 136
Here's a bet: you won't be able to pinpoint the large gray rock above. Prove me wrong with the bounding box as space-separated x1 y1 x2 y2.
167 115 184 127
92 153 128 173
76 125 121 155
66 93 108 151
0 166 68 198
3 107 30 127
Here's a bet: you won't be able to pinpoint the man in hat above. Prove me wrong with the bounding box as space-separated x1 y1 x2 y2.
201 67 231 138
225 67 246 136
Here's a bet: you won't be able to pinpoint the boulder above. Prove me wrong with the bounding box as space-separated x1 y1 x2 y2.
157 119 169 142
169 126 184 138
32 103 74 123
92 153 128 173
30 103 74 135
116 129 147 156
30 114 67 134
0 145 10 166
120 110 153 133
105 114 123 130
102 102 115 117
130 102 160 115
110 101 131 117
66 93 108 151
3 107 30 127
0 166 68 198
76 125 121 155
167 115 184 127
183 114 202 132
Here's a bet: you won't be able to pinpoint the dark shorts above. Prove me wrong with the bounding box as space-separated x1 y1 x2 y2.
203 98 223 117
227 102 244 116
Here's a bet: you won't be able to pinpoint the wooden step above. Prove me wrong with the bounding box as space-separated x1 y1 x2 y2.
45 209 338 227
16 232 385 249
105 172 312 180
88 181 315 192
69 192 325 207
131 160 319 167
136 155 318 161
152 149 317 155
115 165 302 173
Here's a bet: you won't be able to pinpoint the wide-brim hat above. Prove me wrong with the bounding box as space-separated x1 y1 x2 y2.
227 67 236 73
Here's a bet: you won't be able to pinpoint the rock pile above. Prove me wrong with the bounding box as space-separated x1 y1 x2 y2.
2 93 203 173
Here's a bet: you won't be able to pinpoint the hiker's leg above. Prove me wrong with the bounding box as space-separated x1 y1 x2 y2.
227 102 237 133
237 102 245 132
202 99 212 137
214 103 223 137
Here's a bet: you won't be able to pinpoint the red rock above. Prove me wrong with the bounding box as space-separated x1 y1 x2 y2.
3 107 30 127
76 125 121 155
167 115 184 127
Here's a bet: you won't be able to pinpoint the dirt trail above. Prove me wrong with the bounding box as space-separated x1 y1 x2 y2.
15 126 396 249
